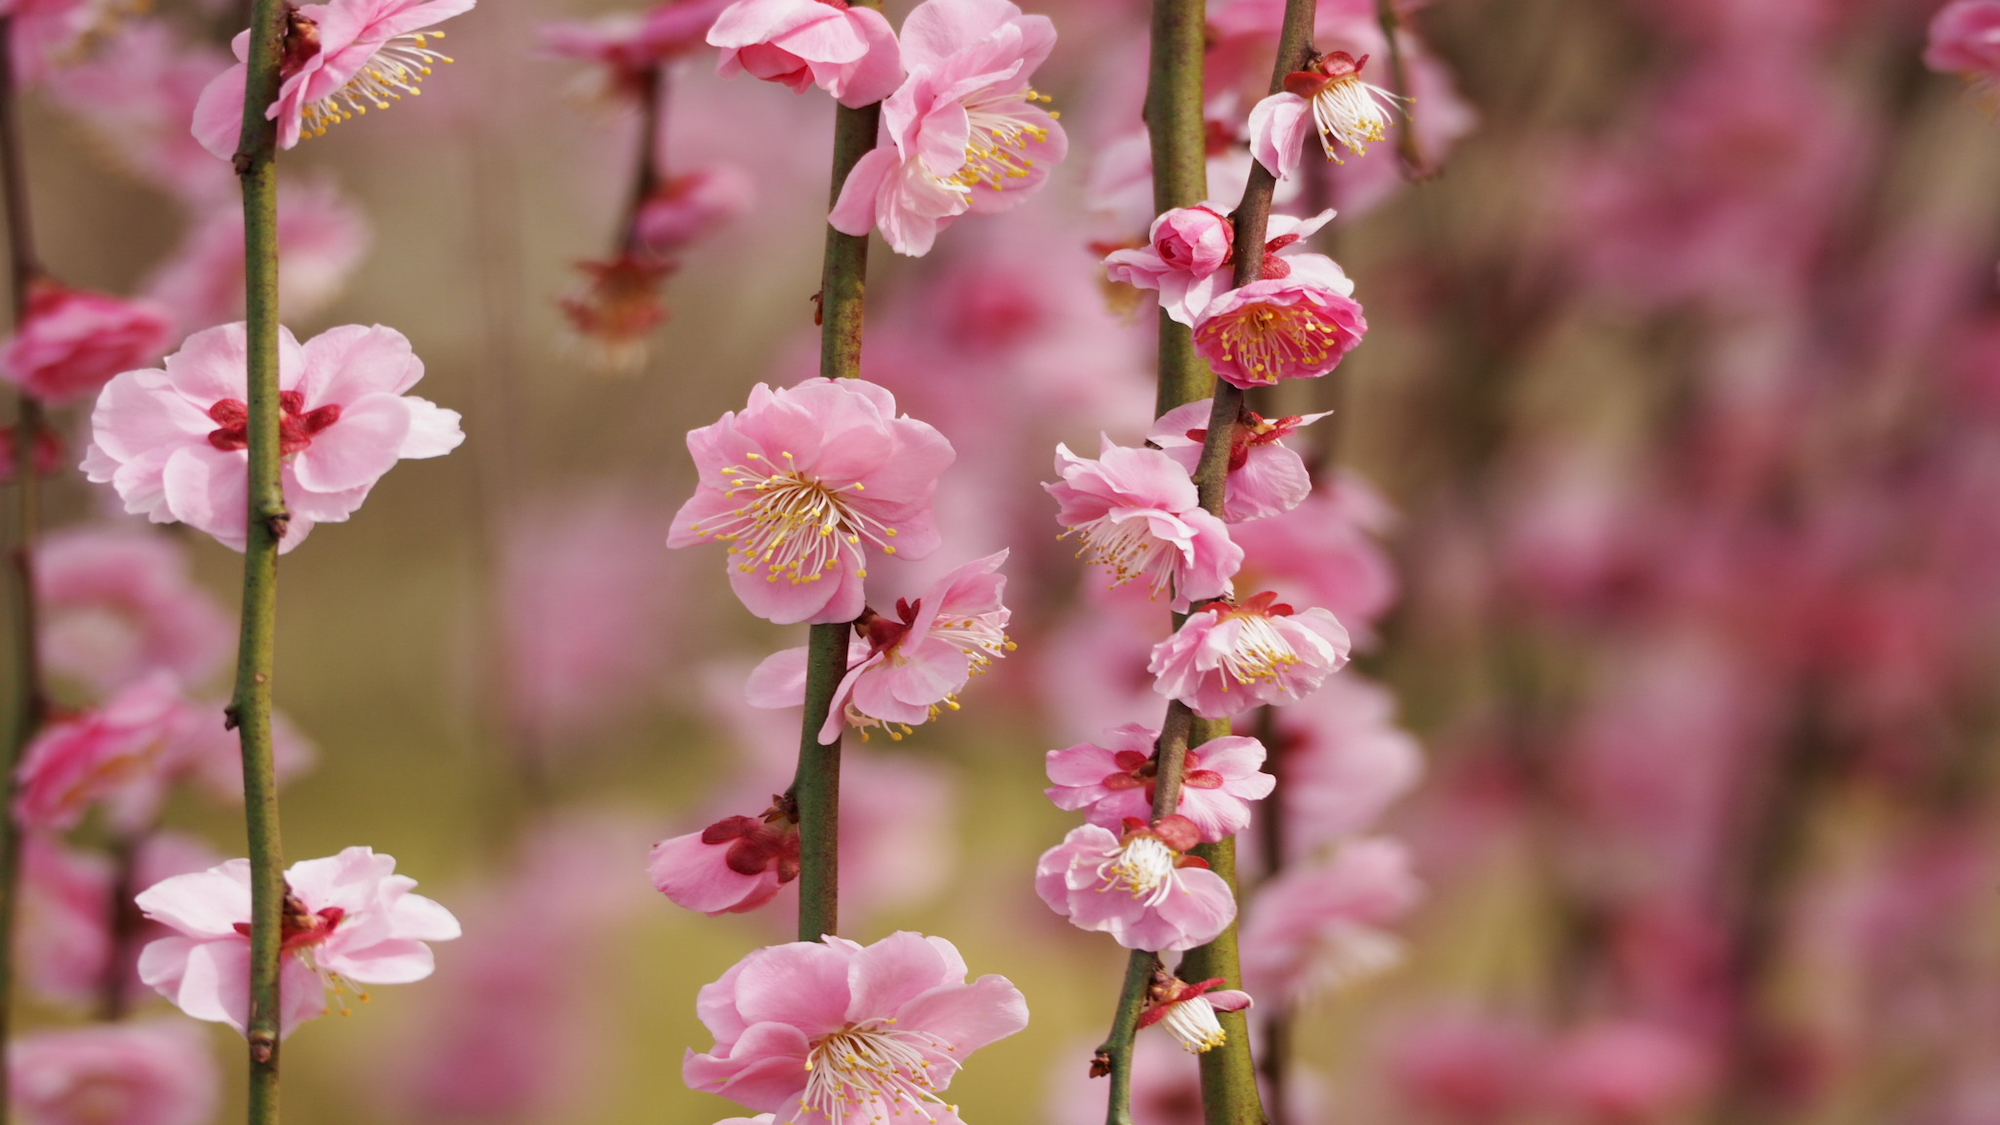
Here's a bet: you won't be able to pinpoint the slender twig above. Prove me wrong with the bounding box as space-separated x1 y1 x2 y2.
619 64 664 255
228 0 290 1119
1250 705 1289 1120
1094 950 1163 1125
98 832 145 1020
791 3 884 944
0 17 44 1124
1372 0 1426 176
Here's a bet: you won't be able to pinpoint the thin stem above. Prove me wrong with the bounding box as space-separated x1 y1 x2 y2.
1372 0 1426 175
98 833 144 1021
0 18 43 1124
1251 706 1290 1125
619 65 664 255
229 0 290 1118
1095 950 1162 1125
1145 0 1211 415
1175 826 1263 1125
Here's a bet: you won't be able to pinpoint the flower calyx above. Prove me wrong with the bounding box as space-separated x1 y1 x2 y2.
1099 744 1226 800
1183 406 1321 472
232 890 344 955
854 600 919 659
699 796 802 882
206 391 342 456
1282 50 1370 101
281 5 324 78
1120 813 1207 865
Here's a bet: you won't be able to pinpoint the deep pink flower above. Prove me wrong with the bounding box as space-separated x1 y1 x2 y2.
1239 837 1419 1002
707 0 900 107
1148 398 1329 522
682 930 1028 1121
8 1020 218 1125
193 0 476 159
1248 51 1400 177
649 803 800 915
1044 722 1273 843
13 672 201 833
1545 1022 1715 1125
1044 438 1241 612
1270 673 1423 860
136 846 461 1038
1926 1 2000 87
1191 277 1367 389
0 281 172 406
746 551 1012 741
829 0 1067 256
1148 591 1351 719
634 163 756 254
543 0 729 98
1104 207 1343 326
142 177 372 331
1230 473 1399 645
1034 816 1236 952
36 525 233 695
1138 975 1252 1055
82 321 464 554
667 378 953 625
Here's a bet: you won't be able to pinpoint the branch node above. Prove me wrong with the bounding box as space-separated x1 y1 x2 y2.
1090 1049 1113 1079
223 705 241 731
248 1033 275 1064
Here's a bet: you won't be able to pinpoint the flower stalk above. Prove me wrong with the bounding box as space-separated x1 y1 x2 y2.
1146 0 1211 414
793 0 885 944
227 0 291 1120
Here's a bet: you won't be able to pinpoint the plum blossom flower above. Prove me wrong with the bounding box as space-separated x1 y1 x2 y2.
18 832 222 1009
1034 816 1236 952
668 378 952 625
1271 673 1423 860
36 525 233 695
136 847 461 1038
829 0 1067 256
745 551 1012 741
559 253 674 374
1230 473 1398 645
1249 51 1400 178
0 0 135 86
1148 398 1329 522
707 0 900 108
1139 975 1252 1054
1926 0 2000 94
1044 438 1241 611
1191 276 1367 389
543 0 729 99
634 163 756 255
192 0 473 159
8 1020 218 1125
1148 591 1351 719
1044 722 1273 843
0 281 172 406
14 672 201 833
142 177 373 331
1240 837 1419 1002
0 423 63 482
82 322 464 554
1104 207 1343 326
682 930 1028 1122
649 801 800 915
45 23 234 202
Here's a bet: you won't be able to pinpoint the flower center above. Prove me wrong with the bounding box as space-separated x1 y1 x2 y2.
797 1020 956 1124
1308 74 1392 161
1159 997 1229 1054
1098 835 1178 905
206 391 342 456
1196 300 1345 385
691 452 901 585
299 29 455 139
234 892 345 954
949 87 1055 190
1067 512 1184 600
1215 608 1302 688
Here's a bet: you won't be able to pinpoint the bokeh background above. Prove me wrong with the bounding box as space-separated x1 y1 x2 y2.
8 0 2000 1122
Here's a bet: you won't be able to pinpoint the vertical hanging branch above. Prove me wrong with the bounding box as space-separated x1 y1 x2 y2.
1146 0 1210 414
0 16 41 1123
793 0 884 944
228 0 290 1119
1372 0 1426 175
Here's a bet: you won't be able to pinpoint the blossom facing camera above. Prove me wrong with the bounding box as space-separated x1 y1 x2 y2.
81 322 464 554
707 0 901 108
1044 438 1241 611
1148 591 1352 719
668 378 953 625
1192 278 1367 389
136 847 460 1039
682 930 1029 1122
0 281 173 407
1043 722 1274 843
649 803 800 915
1034 816 1236 952
193 0 475 159
8 1020 219 1125
1249 51 1401 179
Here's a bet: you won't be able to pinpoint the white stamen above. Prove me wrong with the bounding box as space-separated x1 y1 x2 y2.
1159 998 1229 1054
1095 835 1179 906
1309 74 1400 163
1216 610 1302 688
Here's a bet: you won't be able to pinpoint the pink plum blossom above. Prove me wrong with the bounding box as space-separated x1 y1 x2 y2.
1034 816 1236 952
649 803 800 916
1230 473 1399 645
1148 398 1329 522
8 1020 218 1125
193 0 476 159
1044 437 1241 611
1138 975 1253 1055
1191 276 1367 389
707 0 901 108
45 23 234 202
143 178 372 331
136 846 461 1038
1044 722 1273 843
0 281 172 407
82 321 464 554
746 551 1012 741
682 930 1028 1121
1248 51 1400 178
542 0 729 99
36 525 233 695
668 377 952 625
1104 207 1343 326
1926 1 2000 89
1271 673 1423 860
0 0 126 86
634 163 756 255
14 672 202 832
1036 582 1170 734
829 0 1067 256
18 832 222 1010
1240 837 1420 1002
1148 591 1351 719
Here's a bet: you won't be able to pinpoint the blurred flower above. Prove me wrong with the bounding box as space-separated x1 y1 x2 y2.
708 0 901 108
17 832 223 1009
667 377 952 625
143 177 373 331
0 281 172 407
1544 1022 1715 1125
8 1020 217 1125
1139 975 1252 1054
1037 582 1170 734
36 525 233 696
1380 1010 1544 1124
543 0 730 99
633 163 756 256
1271 673 1423 861
1044 722 1273 843
1250 51 1399 175
0 424 63 482
137 847 461 1039
1148 591 1350 720
558 253 673 374
1034 816 1236 952
1045 438 1241 611
682 931 1029 1119
830 0 1066 256
0 0 134 86
1149 399 1328 523
1192 276 1366 389
1924 0 2000 93
1230 473 1399 646
15 672 198 832
45 22 233 201
194 0 476 159
1240 836 1419 1001
650 802 800 916
82 322 464 554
